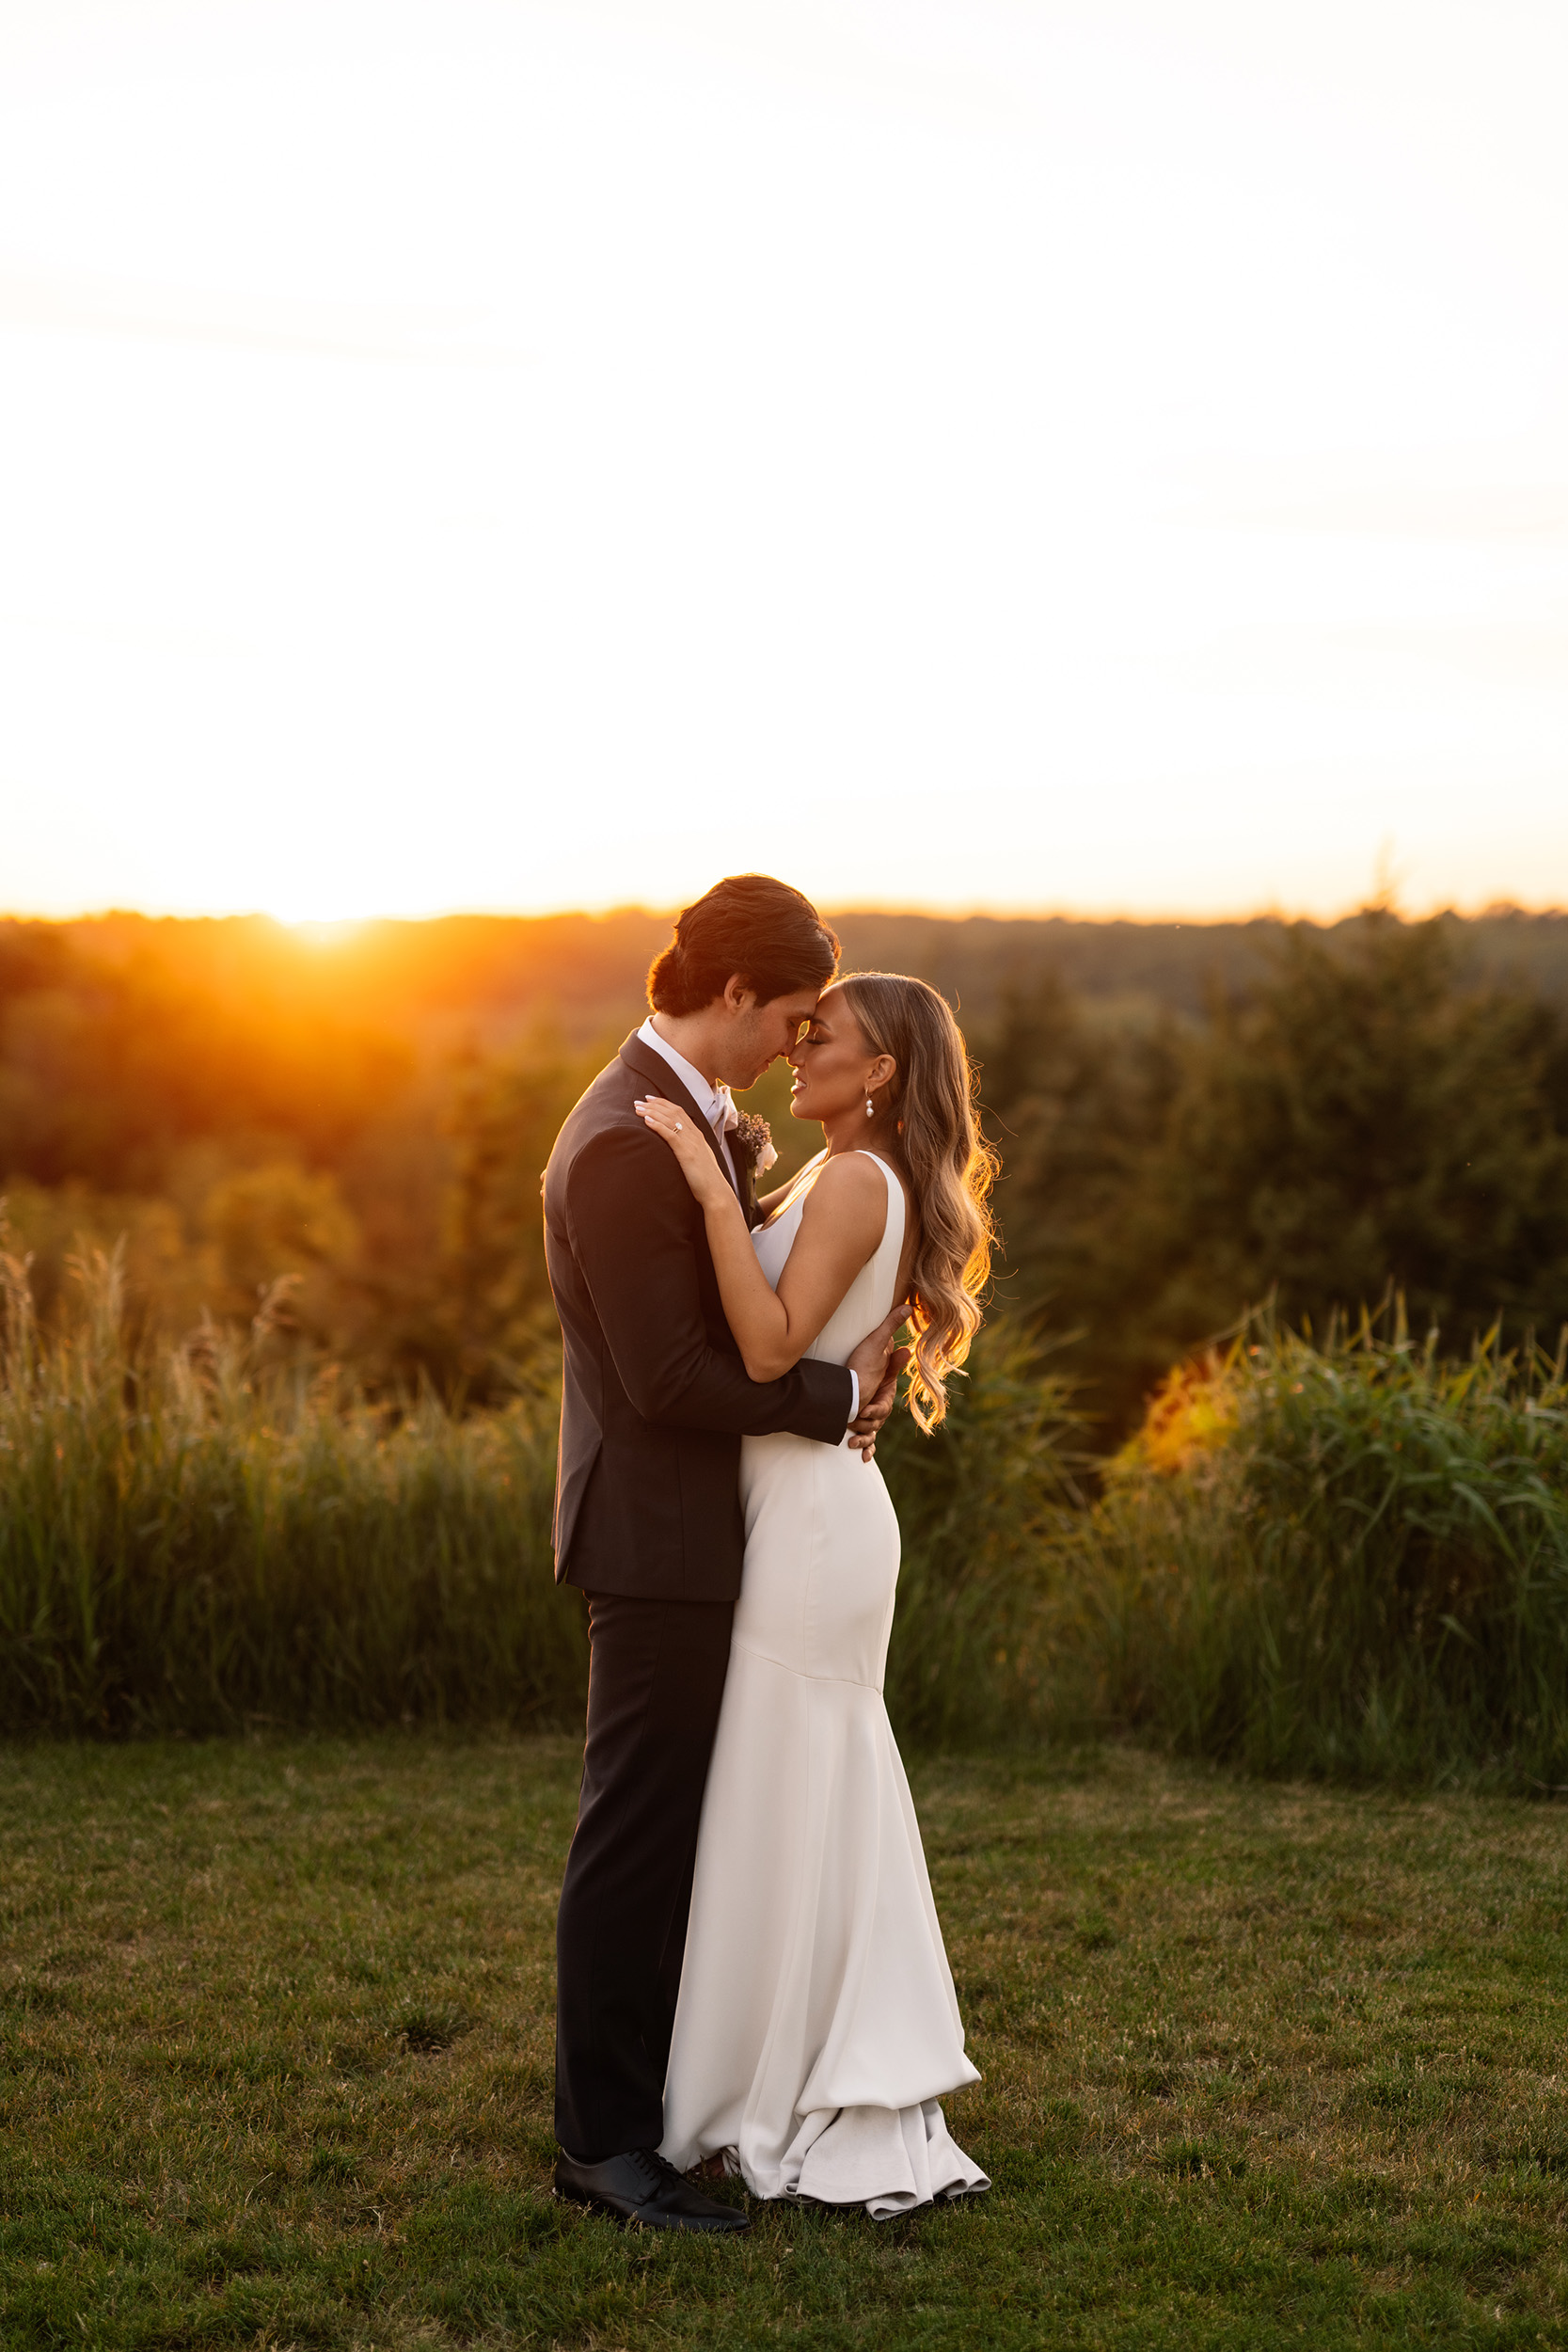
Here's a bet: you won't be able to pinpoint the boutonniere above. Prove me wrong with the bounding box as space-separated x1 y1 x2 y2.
731 1110 778 1177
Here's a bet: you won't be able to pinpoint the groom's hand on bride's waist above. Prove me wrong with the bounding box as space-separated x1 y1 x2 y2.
845 1304 911 1461
847 1349 908 1459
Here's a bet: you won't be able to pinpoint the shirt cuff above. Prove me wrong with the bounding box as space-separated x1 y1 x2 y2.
847 1371 860 1423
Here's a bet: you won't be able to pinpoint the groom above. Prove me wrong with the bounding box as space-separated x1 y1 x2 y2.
542 874 905 2233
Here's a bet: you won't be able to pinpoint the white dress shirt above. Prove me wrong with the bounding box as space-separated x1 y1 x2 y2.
636 1016 859 1422
637 1018 739 1188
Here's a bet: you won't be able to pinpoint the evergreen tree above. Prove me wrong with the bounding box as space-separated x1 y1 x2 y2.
984 912 1568 1435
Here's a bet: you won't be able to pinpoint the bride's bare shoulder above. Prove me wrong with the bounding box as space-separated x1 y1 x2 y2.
804 1151 886 1196
796 1151 889 1238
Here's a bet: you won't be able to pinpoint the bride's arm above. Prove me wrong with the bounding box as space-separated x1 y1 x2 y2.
634 1103 890 1381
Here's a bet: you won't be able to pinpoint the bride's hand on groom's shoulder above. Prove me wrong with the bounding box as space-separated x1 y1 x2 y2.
634 1097 733 1207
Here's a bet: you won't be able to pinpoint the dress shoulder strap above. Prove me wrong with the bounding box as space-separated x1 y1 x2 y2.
852 1151 906 1257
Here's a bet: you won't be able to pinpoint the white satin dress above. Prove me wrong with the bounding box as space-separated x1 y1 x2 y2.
659 1151 989 2218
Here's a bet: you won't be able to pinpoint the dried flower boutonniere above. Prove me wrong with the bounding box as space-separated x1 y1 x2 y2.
731 1110 778 1177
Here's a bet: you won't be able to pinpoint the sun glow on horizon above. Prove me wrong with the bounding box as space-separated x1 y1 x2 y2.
35 872 1568 936
280 914 372 946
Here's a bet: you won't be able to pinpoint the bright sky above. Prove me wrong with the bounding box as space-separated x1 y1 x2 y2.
2 0 1566 923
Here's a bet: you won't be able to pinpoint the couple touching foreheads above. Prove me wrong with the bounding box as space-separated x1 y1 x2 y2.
542 873 995 2232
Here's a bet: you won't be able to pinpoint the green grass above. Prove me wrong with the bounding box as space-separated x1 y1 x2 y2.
5 1736 1568 2347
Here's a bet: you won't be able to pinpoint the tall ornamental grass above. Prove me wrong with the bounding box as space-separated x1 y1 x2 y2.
0 1243 581 1736
878 1328 1085 1746
0 1235 1076 1745
14 1224 1567 1785
1050 1312 1568 1787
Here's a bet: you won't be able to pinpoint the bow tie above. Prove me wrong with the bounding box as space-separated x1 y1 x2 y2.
713 1086 739 1135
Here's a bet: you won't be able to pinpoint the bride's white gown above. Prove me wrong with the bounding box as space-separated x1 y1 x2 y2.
659 1151 989 2219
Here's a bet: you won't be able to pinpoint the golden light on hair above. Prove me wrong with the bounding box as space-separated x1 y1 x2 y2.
827 972 998 1432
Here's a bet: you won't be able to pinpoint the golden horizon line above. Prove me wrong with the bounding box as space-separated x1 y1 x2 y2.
1 891 1565 933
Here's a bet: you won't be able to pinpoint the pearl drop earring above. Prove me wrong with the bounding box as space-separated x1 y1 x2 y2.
865 1094 875 1119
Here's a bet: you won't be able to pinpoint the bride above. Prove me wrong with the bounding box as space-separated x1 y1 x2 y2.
633 969 996 2220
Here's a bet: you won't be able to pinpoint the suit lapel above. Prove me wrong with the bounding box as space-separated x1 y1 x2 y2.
713 1080 761 1230
736 1131 759 1230
618 1033 743 1210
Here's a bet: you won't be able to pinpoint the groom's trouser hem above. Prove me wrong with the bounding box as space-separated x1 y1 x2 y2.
554 1589 734 2163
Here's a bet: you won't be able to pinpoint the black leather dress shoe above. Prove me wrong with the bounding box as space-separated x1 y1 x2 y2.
554 2146 750 2232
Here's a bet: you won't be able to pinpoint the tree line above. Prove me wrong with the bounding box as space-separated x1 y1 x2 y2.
2 904 1566 1438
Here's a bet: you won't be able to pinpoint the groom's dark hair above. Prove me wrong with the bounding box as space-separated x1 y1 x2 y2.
647 875 839 1017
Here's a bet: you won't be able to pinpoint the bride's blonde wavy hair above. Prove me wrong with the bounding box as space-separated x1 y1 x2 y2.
828 972 998 1433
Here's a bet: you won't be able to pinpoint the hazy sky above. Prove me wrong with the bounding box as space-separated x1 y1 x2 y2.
2 0 1566 922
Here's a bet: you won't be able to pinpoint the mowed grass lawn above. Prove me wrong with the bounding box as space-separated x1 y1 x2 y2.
5 1741 1568 2351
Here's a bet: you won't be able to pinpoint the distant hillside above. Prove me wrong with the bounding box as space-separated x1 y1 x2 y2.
25 900 1568 1058
4 900 1566 1419
839 906 1568 1028
5 897 1561 1200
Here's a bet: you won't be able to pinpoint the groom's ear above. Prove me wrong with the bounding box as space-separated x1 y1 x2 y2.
721 975 757 1015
